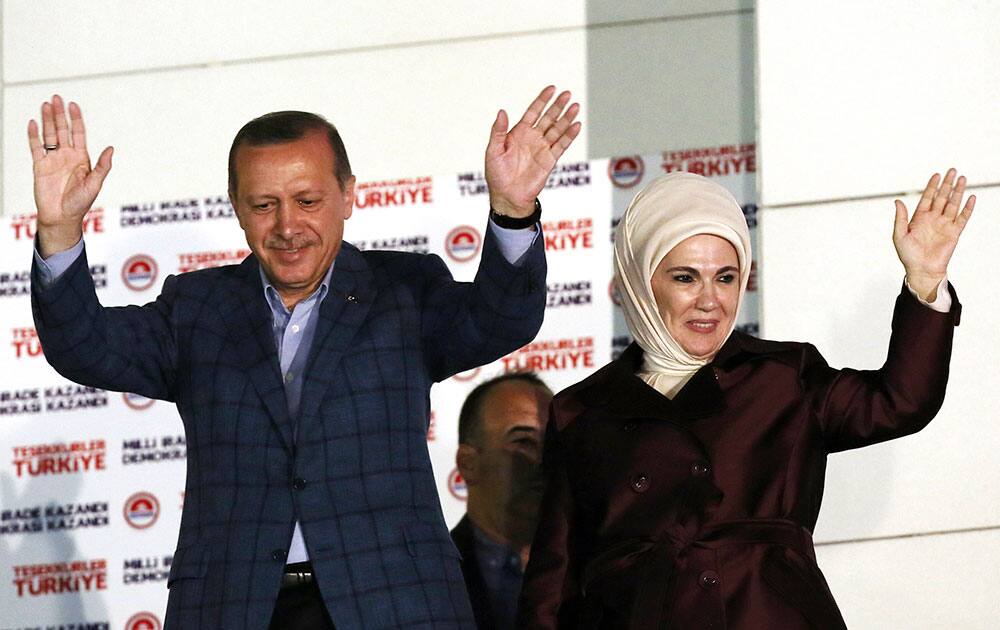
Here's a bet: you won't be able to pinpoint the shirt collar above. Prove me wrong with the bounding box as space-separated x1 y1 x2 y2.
259 260 335 315
469 519 522 573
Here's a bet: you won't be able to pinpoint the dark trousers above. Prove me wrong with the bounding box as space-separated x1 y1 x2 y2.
268 581 336 629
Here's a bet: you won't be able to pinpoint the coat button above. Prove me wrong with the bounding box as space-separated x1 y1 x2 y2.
691 462 711 476
699 570 720 588
630 475 649 493
346 294 357 302
271 549 286 562
293 477 307 490
623 421 637 432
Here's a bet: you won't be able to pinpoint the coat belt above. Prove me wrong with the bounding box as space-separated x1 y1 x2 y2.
581 518 815 630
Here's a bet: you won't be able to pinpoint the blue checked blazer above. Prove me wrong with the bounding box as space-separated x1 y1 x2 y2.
31 226 546 629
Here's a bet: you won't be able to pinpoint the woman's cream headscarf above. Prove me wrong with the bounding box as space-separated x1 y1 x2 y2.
613 172 752 398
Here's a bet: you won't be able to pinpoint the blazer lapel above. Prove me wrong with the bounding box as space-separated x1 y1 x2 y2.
218 256 294 453
298 243 376 425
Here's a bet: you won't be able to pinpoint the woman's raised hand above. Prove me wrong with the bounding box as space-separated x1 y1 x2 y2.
893 168 975 301
28 94 113 257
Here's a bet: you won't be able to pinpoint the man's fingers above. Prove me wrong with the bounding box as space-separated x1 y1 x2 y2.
549 122 582 161
41 101 58 148
493 109 509 136
27 120 46 161
535 91 571 134
86 146 114 191
52 95 72 148
518 85 556 127
69 102 88 153
95 146 113 175
543 102 580 145
486 110 509 156
893 200 909 240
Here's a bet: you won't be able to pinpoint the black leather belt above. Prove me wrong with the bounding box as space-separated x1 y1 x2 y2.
281 561 315 589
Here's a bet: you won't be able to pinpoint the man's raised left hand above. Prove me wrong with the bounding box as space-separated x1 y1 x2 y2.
485 86 582 219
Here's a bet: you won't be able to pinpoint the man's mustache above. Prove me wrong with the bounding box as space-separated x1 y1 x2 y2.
265 237 317 250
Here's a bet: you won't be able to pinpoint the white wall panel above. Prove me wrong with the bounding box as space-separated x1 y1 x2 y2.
816 528 1000 629
2 29 592 219
587 0 751 23
5 1 750 84
3 5 758 216
757 0 1000 206
758 185 1000 540
4 10 758 216
3 1 581 83
586 10 756 158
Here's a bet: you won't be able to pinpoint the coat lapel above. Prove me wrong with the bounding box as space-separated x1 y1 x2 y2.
590 343 727 422
218 256 294 453
595 334 799 423
298 243 376 426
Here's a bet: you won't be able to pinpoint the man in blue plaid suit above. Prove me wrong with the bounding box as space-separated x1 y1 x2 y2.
28 87 581 629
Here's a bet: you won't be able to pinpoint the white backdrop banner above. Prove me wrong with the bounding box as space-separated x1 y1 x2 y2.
0 143 756 629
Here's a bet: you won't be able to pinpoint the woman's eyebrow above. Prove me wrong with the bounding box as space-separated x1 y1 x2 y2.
665 266 699 274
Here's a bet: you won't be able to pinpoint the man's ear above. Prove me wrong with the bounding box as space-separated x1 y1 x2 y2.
456 444 479 486
230 194 246 230
342 175 356 220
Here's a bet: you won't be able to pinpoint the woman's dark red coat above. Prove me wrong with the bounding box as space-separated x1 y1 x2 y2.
519 287 960 629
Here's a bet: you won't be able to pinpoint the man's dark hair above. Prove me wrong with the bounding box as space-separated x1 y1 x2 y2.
458 373 552 445
228 110 352 195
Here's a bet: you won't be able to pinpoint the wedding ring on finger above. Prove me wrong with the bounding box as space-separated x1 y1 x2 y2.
44 144 59 151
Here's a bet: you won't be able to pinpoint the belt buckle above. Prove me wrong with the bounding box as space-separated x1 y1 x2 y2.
281 563 315 588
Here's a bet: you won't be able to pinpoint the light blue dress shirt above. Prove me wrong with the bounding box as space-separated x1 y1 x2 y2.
471 520 524 630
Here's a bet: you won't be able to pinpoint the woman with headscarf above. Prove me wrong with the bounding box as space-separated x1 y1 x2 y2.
517 170 973 629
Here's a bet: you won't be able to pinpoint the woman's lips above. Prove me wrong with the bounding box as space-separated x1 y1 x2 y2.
685 320 719 334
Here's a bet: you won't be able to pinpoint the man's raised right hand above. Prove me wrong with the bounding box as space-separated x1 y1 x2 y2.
28 94 113 257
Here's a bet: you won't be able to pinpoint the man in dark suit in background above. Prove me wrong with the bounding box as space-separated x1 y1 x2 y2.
28 87 579 629
451 373 553 629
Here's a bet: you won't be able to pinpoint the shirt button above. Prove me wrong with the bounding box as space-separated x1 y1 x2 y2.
630 475 649 493
699 570 720 588
284 373 294 384
691 462 711 476
291 324 300 333
292 477 307 490
623 421 637 432
271 549 286 562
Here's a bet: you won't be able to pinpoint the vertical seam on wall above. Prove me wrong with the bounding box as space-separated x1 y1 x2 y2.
751 5 765 335
0 0 6 218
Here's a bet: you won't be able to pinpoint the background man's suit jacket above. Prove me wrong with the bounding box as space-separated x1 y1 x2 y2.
31 227 546 630
451 515 497 630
